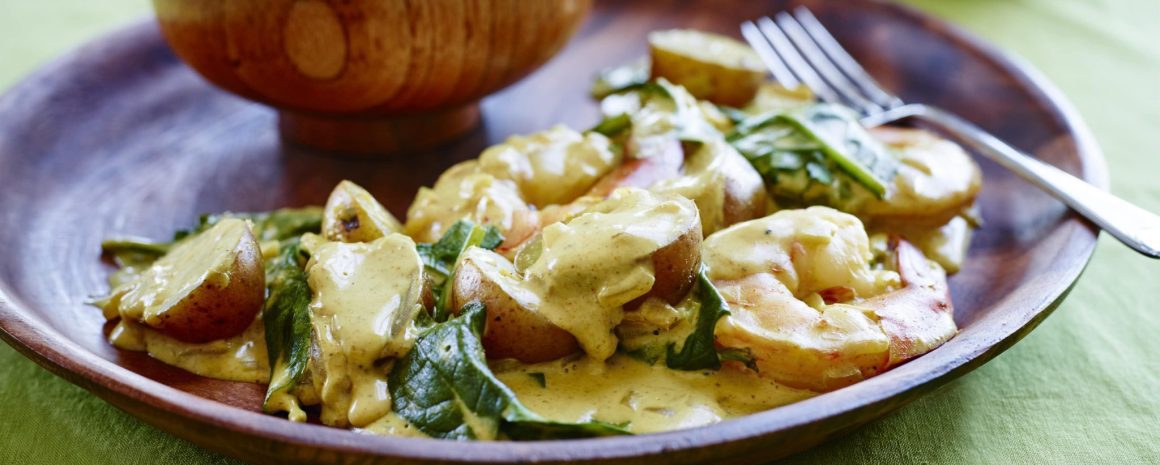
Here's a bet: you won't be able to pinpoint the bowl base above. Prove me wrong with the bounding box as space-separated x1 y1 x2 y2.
278 103 480 156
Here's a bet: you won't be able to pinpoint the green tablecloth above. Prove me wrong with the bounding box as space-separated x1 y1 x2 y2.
2 1 1157 463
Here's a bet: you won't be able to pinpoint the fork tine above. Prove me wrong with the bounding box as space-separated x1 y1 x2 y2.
741 21 800 89
792 7 904 109
753 17 843 105
773 11 881 115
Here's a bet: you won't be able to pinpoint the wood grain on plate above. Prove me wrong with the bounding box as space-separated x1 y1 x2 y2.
0 0 1103 463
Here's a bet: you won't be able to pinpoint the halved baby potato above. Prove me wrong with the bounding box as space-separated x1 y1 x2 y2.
626 216 703 309
651 138 768 235
100 218 265 343
717 142 770 228
322 180 403 243
522 189 703 360
648 29 767 107
451 248 580 363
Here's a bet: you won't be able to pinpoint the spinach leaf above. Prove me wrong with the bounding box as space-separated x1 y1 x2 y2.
103 207 323 268
502 418 631 441
781 105 897 197
665 267 732 371
717 347 758 372
178 207 323 242
729 104 898 198
415 220 504 322
388 303 630 440
261 240 314 419
588 113 632 138
100 238 172 269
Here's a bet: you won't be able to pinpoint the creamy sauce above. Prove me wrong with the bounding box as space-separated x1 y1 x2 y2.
405 126 621 250
357 412 429 438
884 215 973 274
460 247 542 311
477 125 620 207
496 355 814 433
524 189 699 360
306 233 425 428
109 316 269 383
404 167 536 248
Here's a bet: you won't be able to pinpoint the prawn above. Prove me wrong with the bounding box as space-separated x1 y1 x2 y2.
707 207 956 392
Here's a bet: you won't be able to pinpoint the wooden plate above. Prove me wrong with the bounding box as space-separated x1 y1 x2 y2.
0 0 1104 463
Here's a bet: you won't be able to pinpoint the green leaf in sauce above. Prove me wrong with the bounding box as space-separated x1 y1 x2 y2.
783 105 897 196
502 417 630 441
100 238 171 267
418 220 504 278
179 207 323 242
665 267 732 371
388 302 630 440
728 103 898 198
260 240 314 420
717 347 758 372
415 220 504 322
805 160 834 185
98 238 173 288
588 113 632 138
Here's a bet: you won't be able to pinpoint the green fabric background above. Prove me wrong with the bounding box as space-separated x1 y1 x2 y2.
1 0 1157 463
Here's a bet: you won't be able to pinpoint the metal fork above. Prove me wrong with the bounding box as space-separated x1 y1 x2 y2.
741 8 1160 258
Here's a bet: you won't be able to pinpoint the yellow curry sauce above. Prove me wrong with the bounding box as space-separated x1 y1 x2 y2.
495 355 814 434
525 188 699 360
108 317 269 383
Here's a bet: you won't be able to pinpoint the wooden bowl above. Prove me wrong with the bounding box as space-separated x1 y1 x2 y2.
0 0 1104 463
152 0 592 155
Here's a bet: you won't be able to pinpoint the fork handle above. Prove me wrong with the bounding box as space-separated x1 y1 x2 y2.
867 104 1160 258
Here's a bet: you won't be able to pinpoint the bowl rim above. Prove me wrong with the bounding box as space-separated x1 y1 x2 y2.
0 1 1105 463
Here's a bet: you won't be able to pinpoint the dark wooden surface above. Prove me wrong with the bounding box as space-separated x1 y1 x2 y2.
0 0 1103 463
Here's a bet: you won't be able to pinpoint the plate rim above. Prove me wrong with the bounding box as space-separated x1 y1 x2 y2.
0 1 1105 462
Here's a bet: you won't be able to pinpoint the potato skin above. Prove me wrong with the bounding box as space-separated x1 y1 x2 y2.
323 180 402 243
451 253 580 363
720 147 768 227
146 227 266 343
626 219 703 309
